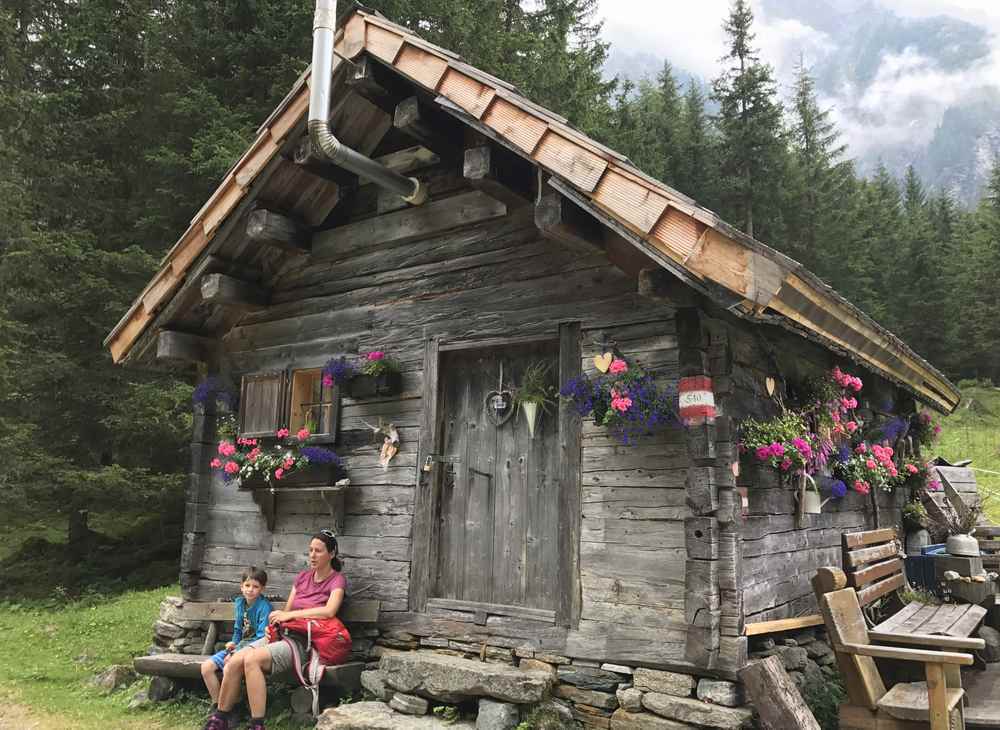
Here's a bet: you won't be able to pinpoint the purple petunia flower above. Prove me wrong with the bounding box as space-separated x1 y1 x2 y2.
301 446 343 466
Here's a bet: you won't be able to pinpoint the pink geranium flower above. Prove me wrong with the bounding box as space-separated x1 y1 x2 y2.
274 468 285 480
769 442 785 457
853 480 870 495
906 464 919 475
283 458 295 470
780 459 793 471
210 458 222 468
247 448 261 462
366 351 385 361
755 446 771 461
608 359 628 375
276 428 290 439
218 441 236 457
322 374 333 387
297 427 310 442
224 461 239 474
865 459 877 470
845 421 857 433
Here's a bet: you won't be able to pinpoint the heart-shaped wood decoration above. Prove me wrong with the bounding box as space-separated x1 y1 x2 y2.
594 352 614 373
765 377 776 396
485 390 514 426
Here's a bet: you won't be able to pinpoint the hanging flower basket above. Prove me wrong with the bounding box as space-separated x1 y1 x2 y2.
212 428 344 488
340 351 403 398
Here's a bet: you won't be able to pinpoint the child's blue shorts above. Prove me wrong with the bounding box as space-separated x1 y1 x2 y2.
209 648 231 671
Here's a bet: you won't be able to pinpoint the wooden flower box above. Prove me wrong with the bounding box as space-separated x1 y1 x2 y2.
346 371 403 399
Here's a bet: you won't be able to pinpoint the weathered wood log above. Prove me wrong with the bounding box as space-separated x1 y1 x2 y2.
535 192 604 255
135 653 364 688
245 209 310 253
464 145 530 209
739 656 821 730
311 191 507 260
638 267 701 307
199 273 267 309
156 330 213 363
393 96 452 156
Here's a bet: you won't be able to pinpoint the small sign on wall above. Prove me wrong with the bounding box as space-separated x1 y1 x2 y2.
679 375 717 425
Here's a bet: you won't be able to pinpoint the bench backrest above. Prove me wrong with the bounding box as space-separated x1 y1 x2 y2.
842 527 905 608
977 525 1000 569
178 598 380 624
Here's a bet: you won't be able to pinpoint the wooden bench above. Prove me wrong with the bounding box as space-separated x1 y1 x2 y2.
134 598 379 690
814 570 973 730
977 525 1000 572
839 528 986 649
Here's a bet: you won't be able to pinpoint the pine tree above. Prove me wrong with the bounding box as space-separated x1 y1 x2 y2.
675 82 717 208
655 62 683 185
711 0 786 240
785 57 851 271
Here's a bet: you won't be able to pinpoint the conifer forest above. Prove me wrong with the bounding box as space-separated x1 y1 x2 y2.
2 0 999 554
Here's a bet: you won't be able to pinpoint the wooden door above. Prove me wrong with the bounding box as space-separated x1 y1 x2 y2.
433 342 560 611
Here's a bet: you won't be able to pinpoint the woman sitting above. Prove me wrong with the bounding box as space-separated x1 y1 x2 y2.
202 530 346 730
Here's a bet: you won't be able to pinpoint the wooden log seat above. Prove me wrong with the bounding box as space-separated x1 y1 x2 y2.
836 528 988 648
133 598 379 690
814 576 973 730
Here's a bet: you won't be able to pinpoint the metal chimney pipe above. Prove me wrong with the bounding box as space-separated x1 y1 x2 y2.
308 0 427 204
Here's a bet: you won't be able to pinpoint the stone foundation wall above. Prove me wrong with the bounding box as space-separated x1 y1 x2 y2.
148 598 838 728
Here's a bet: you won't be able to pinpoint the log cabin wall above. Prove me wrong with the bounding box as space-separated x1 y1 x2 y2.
712 315 910 626
185 159 709 670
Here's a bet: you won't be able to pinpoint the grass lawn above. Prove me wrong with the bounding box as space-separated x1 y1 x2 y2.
937 383 1000 523
0 586 312 730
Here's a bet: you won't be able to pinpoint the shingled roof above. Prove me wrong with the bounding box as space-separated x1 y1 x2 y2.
104 5 960 413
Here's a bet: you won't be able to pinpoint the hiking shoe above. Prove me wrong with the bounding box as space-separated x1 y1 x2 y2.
202 713 231 730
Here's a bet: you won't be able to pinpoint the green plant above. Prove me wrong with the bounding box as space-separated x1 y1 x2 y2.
800 669 846 730
515 706 574 729
515 362 556 411
740 411 815 474
902 500 929 530
433 704 460 724
360 351 400 378
899 587 941 605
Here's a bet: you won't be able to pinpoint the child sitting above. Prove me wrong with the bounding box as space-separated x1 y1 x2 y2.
200 567 273 706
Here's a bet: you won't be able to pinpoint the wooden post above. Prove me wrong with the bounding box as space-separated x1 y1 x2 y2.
180 372 219 600
409 336 441 612
557 321 583 627
245 209 310 254
677 307 745 671
739 656 821 730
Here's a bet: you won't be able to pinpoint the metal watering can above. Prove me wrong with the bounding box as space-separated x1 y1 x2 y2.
799 474 830 514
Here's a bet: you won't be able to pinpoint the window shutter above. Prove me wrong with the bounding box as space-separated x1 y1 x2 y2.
239 371 288 438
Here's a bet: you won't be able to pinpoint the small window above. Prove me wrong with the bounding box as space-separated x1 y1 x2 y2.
288 368 339 441
239 371 288 438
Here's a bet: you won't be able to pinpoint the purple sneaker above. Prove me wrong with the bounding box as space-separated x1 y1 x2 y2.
202 713 231 730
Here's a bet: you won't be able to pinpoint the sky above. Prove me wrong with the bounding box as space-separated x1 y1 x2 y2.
595 0 1000 163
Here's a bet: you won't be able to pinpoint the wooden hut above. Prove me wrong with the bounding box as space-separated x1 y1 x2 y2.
106 5 961 723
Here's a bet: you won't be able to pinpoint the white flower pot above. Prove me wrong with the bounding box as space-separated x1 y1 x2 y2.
522 402 540 438
946 533 980 557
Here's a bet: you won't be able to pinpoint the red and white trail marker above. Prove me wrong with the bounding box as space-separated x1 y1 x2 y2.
679 375 716 426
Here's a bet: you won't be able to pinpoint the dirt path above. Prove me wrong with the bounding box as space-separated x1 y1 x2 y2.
0 690 170 730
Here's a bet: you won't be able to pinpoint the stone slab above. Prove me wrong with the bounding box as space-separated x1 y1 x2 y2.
555 684 619 709
610 709 690 730
380 650 552 703
632 668 695 697
696 678 743 707
390 692 429 715
477 699 519 730
558 665 624 692
317 701 476 729
642 692 753 729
